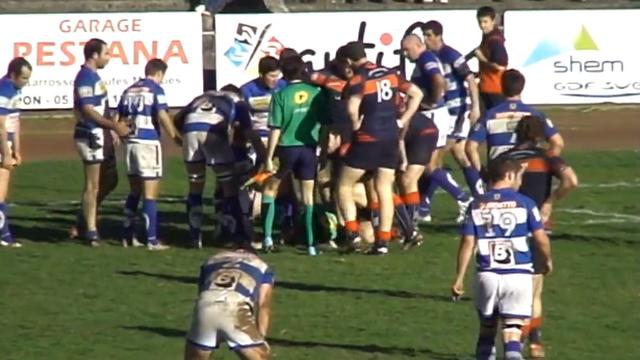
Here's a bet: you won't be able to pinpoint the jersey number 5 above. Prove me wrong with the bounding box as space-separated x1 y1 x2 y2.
376 79 393 102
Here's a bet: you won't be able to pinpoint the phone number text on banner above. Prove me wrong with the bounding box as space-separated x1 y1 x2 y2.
0 12 203 109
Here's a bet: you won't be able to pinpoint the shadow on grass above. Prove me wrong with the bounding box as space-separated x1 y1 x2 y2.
115 271 467 303
120 325 461 359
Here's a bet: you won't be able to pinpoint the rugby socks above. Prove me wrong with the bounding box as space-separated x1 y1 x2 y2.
344 220 359 242
375 230 391 250
261 195 276 241
187 193 203 243
528 317 543 344
142 199 158 244
123 194 140 241
475 334 496 360
430 168 470 202
402 192 421 223
227 195 253 243
369 201 380 229
0 202 13 243
304 205 314 247
504 341 523 360
417 175 433 217
463 166 484 197
393 195 413 240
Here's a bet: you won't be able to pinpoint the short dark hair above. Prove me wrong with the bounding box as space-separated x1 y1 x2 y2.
84 38 107 61
279 48 299 65
335 45 349 62
487 157 521 184
280 55 305 81
502 69 526 97
477 6 496 20
220 83 242 96
516 115 545 143
258 56 280 75
341 41 366 62
7 57 31 77
144 58 168 76
329 57 351 80
422 20 443 36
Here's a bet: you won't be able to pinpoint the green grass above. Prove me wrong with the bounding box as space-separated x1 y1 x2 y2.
0 150 638 359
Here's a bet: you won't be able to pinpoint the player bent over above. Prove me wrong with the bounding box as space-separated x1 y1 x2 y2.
73 38 130 246
175 86 265 248
117 59 181 250
500 116 578 358
451 157 552 360
338 42 422 255
262 55 325 255
0 57 31 248
184 248 274 360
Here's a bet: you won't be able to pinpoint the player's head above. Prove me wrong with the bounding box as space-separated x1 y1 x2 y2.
476 6 497 34
515 115 545 145
84 38 110 69
329 57 354 81
258 56 281 89
219 83 242 102
487 157 525 189
501 69 526 97
6 57 32 89
422 20 444 50
401 34 426 62
279 48 299 64
280 55 305 82
341 41 367 67
144 58 168 83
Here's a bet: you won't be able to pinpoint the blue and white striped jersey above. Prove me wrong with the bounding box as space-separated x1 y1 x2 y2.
468 100 558 159
182 91 252 138
461 188 544 274
198 251 275 306
117 78 168 143
434 44 472 116
0 76 22 138
73 65 109 137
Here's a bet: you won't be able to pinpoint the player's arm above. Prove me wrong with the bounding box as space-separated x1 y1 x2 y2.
76 82 129 136
257 283 274 337
398 82 424 137
547 133 564 156
347 94 363 132
451 234 475 298
541 160 578 222
12 118 21 166
465 72 481 124
466 139 482 170
474 39 508 71
265 94 283 172
237 101 266 165
531 229 552 275
158 110 182 146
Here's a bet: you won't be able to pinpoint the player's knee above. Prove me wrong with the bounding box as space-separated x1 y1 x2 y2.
479 317 498 335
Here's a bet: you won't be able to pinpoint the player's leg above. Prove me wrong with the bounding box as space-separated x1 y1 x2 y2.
398 164 424 248
81 162 102 246
502 318 525 360
142 177 164 250
184 131 207 248
474 272 501 360
261 175 281 252
215 164 253 248
295 146 318 255
0 167 19 247
498 273 533 360
236 345 270 360
132 142 165 250
122 175 142 247
185 295 221 360
183 342 212 360
527 274 545 358
371 166 395 254
337 165 366 250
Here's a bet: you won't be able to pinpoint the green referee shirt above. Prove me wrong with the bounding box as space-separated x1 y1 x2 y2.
268 81 324 147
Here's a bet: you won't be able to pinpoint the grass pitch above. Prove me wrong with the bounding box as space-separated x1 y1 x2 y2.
0 150 638 359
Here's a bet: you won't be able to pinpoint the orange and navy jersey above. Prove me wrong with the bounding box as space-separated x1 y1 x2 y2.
309 69 348 127
344 62 411 142
479 28 508 94
499 146 567 207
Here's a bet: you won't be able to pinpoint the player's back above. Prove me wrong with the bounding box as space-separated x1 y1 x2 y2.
183 91 236 136
198 251 274 307
411 50 446 110
436 45 469 108
309 69 348 128
270 81 323 146
73 65 108 130
465 188 538 274
118 78 165 142
501 146 565 208
480 100 546 159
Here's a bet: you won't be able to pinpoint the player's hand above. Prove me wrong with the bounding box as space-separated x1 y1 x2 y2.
338 142 351 157
173 135 183 147
1 156 14 170
264 159 274 173
539 259 553 275
13 153 22 167
113 122 130 137
451 278 465 300
540 201 553 224
468 106 481 124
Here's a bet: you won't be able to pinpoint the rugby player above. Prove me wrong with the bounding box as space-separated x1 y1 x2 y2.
465 69 565 191
262 55 325 255
175 86 265 249
500 116 578 358
401 34 471 223
422 20 484 198
0 57 31 248
184 248 274 360
473 6 509 112
452 157 552 360
117 59 181 250
72 38 130 247
338 41 423 255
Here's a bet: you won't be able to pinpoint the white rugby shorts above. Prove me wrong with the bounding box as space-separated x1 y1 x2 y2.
474 272 533 321
125 141 162 179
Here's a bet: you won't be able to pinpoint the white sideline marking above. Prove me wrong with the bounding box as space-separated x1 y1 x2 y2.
556 208 640 222
579 181 640 188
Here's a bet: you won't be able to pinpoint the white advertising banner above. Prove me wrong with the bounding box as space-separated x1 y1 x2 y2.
0 12 203 109
215 11 480 88
505 10 640 104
